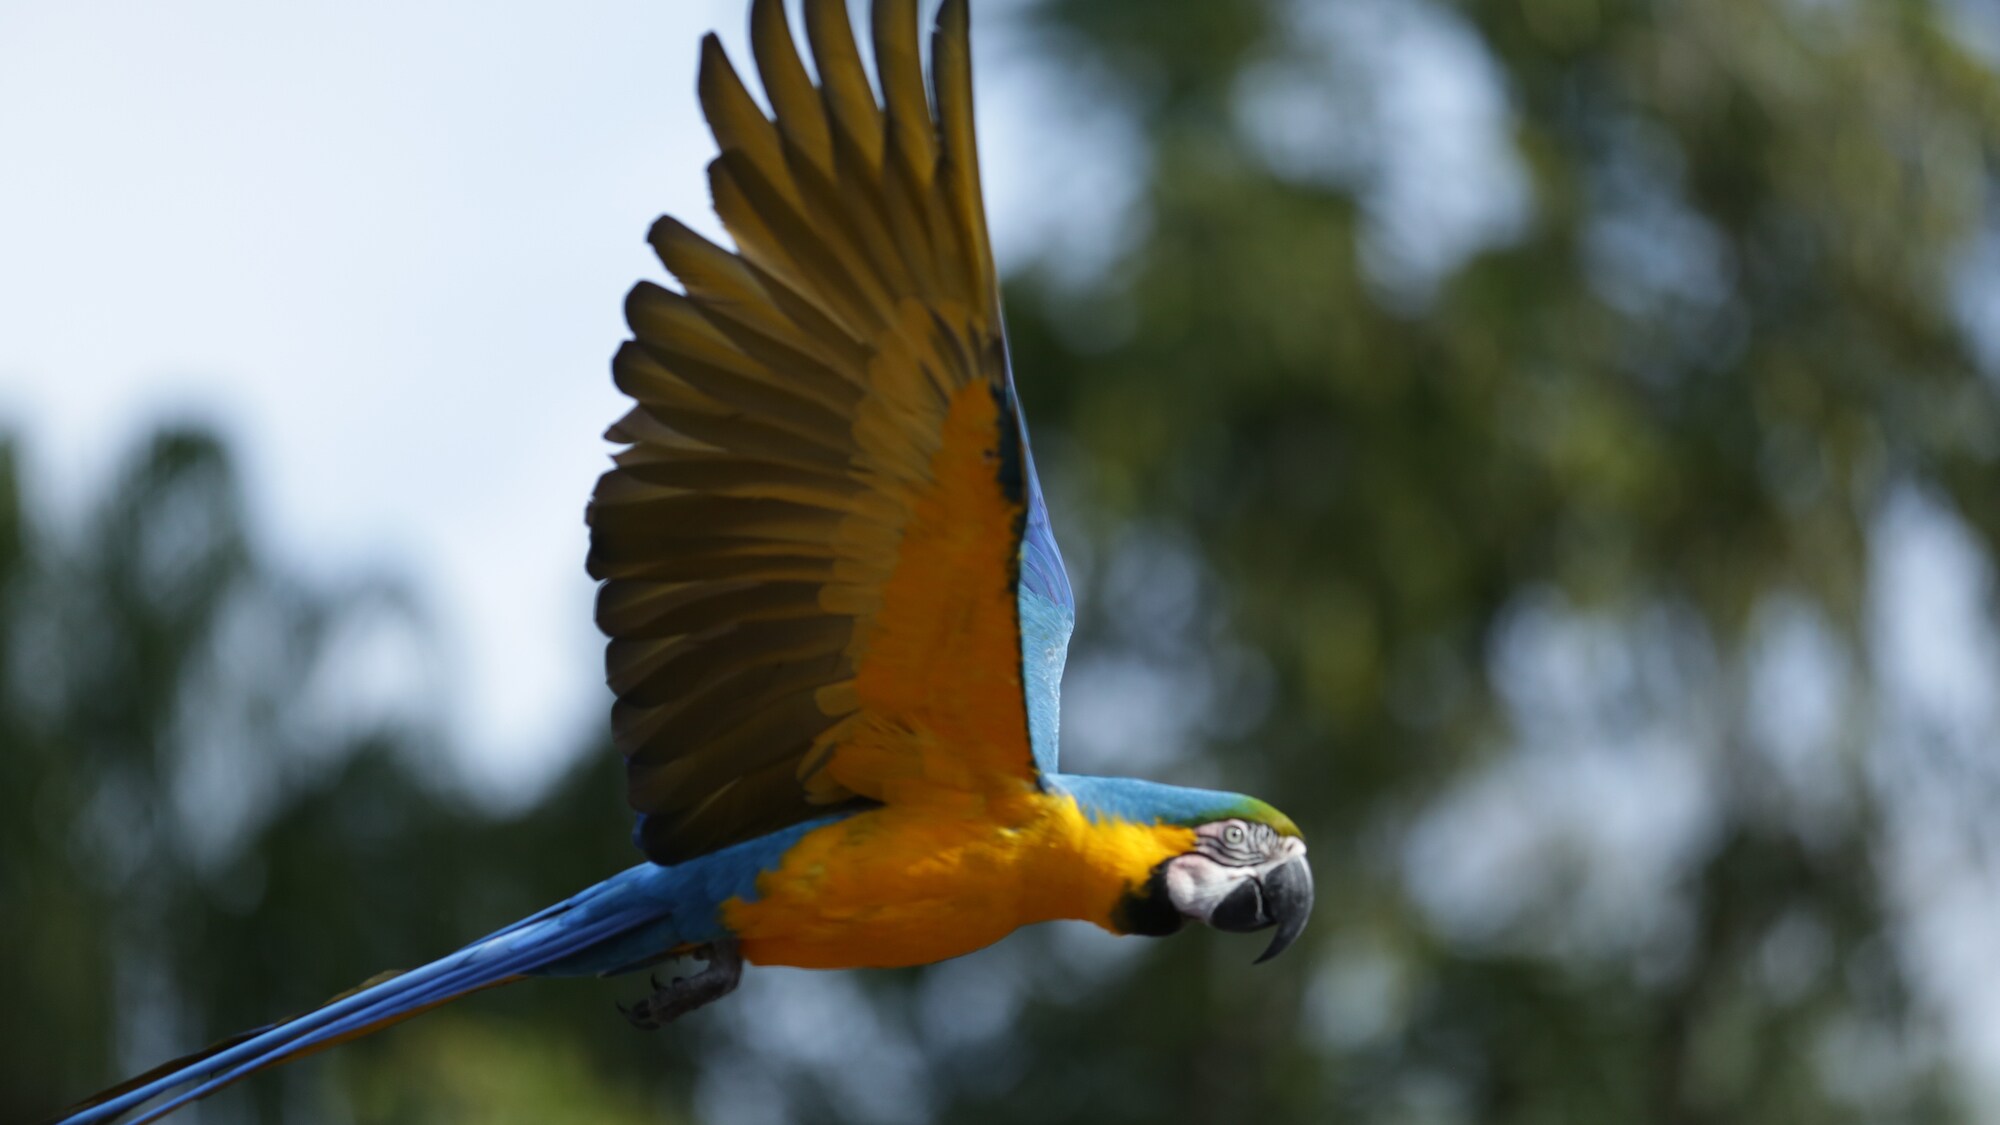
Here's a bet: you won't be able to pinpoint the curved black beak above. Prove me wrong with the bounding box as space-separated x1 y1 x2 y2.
1207 856 1315 964
1253 856 1313 964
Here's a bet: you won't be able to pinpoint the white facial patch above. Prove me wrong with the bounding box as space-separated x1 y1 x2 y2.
1163 852 1252 920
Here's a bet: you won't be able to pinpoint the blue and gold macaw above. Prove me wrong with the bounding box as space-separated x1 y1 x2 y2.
55 1 1311 1120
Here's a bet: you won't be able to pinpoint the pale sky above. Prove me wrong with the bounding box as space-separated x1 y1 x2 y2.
0 0 1103 798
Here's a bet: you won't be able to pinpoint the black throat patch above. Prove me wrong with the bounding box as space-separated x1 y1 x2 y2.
1110 864 1186 938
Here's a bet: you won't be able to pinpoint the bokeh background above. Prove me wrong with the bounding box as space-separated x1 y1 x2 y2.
7 0 2000 1121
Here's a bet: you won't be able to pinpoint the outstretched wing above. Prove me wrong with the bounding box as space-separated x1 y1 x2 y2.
588 0 1073 866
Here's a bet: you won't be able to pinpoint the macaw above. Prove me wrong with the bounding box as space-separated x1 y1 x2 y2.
53 0 1312 1120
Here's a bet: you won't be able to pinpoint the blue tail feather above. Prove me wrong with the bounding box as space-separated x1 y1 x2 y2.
54 868 678 1125
51 822 826 1124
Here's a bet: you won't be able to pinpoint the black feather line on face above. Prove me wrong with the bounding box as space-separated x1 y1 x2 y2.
1111 864 1186 937
1196 821 1279 867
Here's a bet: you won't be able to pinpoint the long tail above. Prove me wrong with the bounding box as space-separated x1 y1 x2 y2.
52 870 670 1125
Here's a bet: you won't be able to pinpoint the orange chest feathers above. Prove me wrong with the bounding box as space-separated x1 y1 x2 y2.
722 793 1196 970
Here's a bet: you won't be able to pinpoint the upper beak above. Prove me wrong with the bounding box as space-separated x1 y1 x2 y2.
1208 855 1316 964
1253 856 1314 964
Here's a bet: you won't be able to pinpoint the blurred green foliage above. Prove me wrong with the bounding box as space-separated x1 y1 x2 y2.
1 434 689 1123
11 0 2000 1122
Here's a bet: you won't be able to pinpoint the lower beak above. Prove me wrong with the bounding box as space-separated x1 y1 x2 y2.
1208 856 1316 964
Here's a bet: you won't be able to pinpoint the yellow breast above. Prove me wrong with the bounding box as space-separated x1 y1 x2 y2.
723 791 1196 969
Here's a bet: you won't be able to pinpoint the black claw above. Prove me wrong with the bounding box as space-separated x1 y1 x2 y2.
615 941 743 1031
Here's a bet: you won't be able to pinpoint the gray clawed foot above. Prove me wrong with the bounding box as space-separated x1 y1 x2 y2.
619 941 743 1030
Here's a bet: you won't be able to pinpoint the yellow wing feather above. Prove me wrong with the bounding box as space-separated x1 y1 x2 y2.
589 0 1037 865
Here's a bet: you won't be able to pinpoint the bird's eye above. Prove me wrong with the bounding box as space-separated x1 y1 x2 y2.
1224 824 1247 846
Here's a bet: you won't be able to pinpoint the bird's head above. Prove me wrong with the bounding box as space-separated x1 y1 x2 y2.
1113 797 1314 963
1165 808 1313 964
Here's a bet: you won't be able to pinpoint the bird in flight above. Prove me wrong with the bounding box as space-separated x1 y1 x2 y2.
54 0 1310 1120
